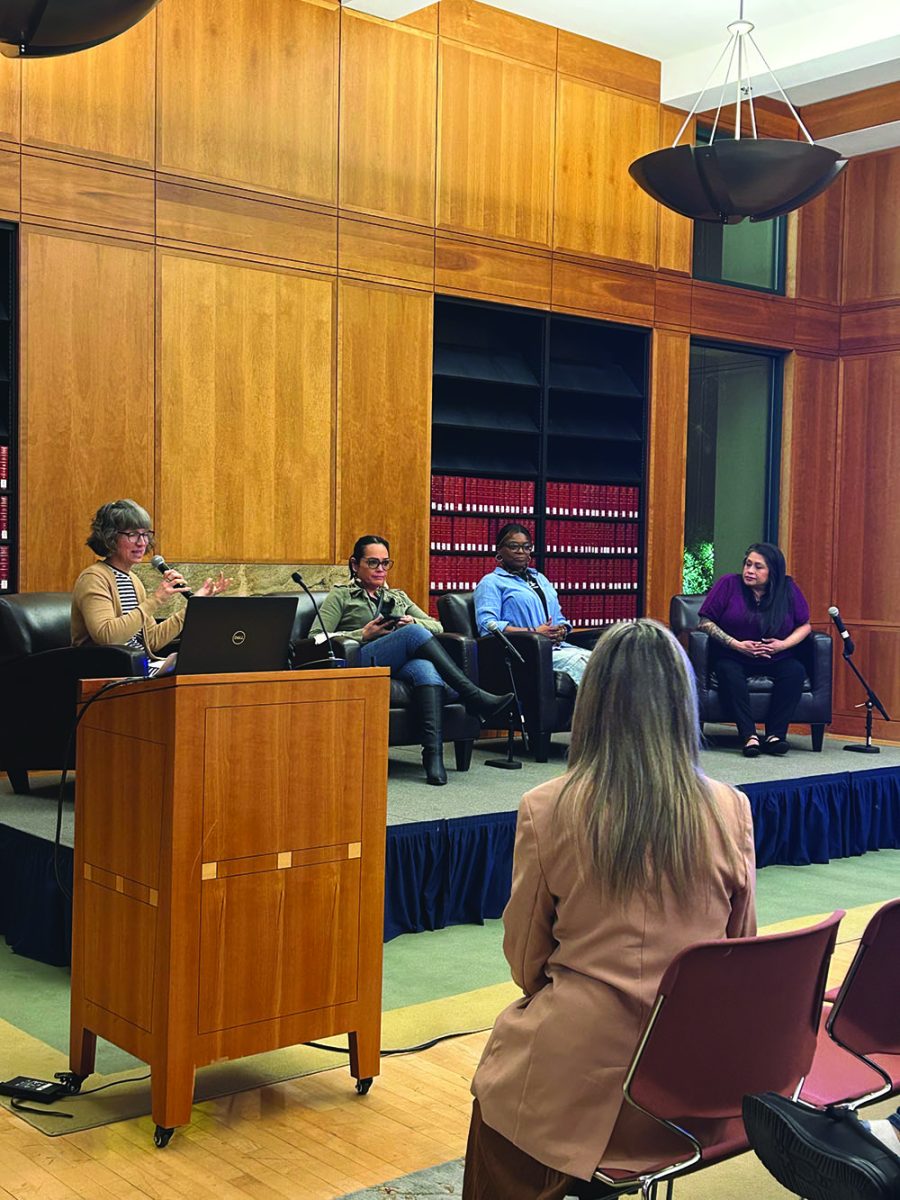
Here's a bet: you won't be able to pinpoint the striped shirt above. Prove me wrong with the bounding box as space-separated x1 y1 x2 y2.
110 566 146 650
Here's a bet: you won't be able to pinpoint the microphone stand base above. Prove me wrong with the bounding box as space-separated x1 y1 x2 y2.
843 743 880 754
484 758 523 770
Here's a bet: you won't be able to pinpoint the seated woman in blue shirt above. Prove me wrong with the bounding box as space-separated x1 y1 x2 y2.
474 524 591 687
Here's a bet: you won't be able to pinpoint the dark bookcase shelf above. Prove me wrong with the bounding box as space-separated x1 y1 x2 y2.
0 223 16 594
429 297 648 626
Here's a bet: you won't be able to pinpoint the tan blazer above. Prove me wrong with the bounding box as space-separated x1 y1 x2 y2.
471 774 757 1181
71 562 185 657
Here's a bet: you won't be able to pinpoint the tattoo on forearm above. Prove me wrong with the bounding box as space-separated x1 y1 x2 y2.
698 618 735 647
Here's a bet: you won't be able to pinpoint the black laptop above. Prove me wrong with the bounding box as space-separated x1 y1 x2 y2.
172 596 299 675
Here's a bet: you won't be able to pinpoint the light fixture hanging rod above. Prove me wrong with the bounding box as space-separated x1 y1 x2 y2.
671 34 737 146
746 31 815 144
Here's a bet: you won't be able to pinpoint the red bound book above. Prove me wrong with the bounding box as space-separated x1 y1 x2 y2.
504 479 513 515
547 480 558 515
0 494 7 538
0 543 9 582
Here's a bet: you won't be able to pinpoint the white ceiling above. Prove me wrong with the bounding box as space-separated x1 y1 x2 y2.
345 0 900 150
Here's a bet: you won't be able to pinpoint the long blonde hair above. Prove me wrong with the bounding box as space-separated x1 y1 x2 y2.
559 619 732 905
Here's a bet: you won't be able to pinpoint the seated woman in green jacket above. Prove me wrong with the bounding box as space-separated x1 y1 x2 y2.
316 534 513 786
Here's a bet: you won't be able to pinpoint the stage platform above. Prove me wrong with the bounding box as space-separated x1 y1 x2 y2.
2 728 899 965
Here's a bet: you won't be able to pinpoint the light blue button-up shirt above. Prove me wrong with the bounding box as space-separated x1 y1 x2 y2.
474 566 569 636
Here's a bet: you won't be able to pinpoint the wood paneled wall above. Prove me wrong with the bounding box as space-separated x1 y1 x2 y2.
2 0 894 680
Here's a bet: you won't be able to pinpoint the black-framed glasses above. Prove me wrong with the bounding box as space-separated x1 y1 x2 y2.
502 542 533 553
361 557 394 570
119 529 155 544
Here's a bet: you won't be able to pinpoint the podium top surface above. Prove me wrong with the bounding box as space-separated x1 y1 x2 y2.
78 666 390 701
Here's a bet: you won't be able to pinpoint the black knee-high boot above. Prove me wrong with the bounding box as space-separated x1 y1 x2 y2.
415 685 448 786
412 638 514 724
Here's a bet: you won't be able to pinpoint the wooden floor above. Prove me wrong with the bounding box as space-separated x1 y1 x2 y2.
0 1031 485 1199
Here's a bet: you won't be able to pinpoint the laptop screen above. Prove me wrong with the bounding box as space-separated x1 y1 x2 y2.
173 596 299 676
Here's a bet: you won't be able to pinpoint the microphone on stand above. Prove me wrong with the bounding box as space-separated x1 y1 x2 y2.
150 554 192 598
485 620 525 663
827 606 854 656
291 571 345 669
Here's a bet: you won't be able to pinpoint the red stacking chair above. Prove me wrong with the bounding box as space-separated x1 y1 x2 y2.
573 912 844 1200
800 897 900 1110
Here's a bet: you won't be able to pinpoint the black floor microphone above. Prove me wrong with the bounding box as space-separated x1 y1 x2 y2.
827 605 854 656
150 554 193 598
291 571 345 668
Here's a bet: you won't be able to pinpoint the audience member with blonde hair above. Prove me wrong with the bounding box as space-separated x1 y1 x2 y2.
463 619 758 1200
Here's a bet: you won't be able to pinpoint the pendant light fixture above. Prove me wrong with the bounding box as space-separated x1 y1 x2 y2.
629 3 847 224
0 1 161 59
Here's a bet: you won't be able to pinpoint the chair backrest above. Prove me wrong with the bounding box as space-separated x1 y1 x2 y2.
626 911 844 1122
0 592 73 664
827 898 900 1057
438 591 477 637
669 593 706 636
266 591 326 645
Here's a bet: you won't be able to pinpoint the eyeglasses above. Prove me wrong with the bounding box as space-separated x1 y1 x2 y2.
119 530 154 544
360 558 394 570
502 542 533 553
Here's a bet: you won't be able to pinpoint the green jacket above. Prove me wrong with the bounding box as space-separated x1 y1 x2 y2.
316 582 442 643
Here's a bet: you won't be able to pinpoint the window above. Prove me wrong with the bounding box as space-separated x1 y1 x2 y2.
683 342 783 594
692 128 786 294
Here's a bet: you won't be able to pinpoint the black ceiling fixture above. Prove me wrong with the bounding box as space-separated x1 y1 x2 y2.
629 3 847 225
0 1 162 58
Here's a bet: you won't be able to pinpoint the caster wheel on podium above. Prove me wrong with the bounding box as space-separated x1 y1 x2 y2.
54 1071 87 1095
355 1077 373 1095
154 1125 175 1148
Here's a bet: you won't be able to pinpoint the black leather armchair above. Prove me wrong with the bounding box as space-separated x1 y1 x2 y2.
286 592 481 771
437 591 599 762
669 593 832 751
0 592 145 794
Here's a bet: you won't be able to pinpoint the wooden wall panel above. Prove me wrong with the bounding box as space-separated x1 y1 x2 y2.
794 174 843 306
0 146 19 217
158 0 339 203
556 30 659 101
552 258 654 324
156 181 337 270
656 108 693 274
157 255 335 563
781 354 839 623
841 304 900 354
554 78 659 266
337 282 432 606
340 12 437 227
0 55 19 144
690 282 796 347
802 81 900 140
22 154 154 236
20 231 154 592
841 151 900 305
794 303 840 353
644 330 689 622
339 217 434 288
437 42 555 248
435 236 551 307
438 0 557 69
833 353 900 625
21 18 154 166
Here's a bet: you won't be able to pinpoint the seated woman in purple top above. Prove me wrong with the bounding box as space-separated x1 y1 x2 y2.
698 543 811 758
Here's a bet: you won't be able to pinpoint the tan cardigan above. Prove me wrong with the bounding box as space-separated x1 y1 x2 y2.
471 774 757 1180
71 561 185 656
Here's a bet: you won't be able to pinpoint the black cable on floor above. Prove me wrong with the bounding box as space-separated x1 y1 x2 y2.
304 1027 487 1057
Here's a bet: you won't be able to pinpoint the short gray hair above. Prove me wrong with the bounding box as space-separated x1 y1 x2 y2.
87 499 154 556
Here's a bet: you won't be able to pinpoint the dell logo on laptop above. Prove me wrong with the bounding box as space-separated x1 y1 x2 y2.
232 630 246 646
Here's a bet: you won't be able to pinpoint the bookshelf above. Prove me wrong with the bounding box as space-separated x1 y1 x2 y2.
0 224 16 594
429 297 648 626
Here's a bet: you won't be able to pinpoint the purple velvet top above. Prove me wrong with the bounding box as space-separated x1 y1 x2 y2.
698 574 810 662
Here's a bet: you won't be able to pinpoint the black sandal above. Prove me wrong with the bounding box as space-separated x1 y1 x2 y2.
764 736 790 756
743 735 761 758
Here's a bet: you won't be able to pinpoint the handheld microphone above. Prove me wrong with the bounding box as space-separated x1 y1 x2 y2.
291 571 344 668
827 606 854 656
485 620 525 664
150 554 192 598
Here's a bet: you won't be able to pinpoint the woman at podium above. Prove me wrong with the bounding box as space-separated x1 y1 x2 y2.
316 535 514 786
71 499 228 671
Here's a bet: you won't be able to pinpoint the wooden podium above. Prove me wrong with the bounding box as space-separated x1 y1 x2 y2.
68 667 390 1145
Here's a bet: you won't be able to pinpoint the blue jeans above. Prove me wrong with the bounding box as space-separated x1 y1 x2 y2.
358 623 447 691
553 643 592 686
